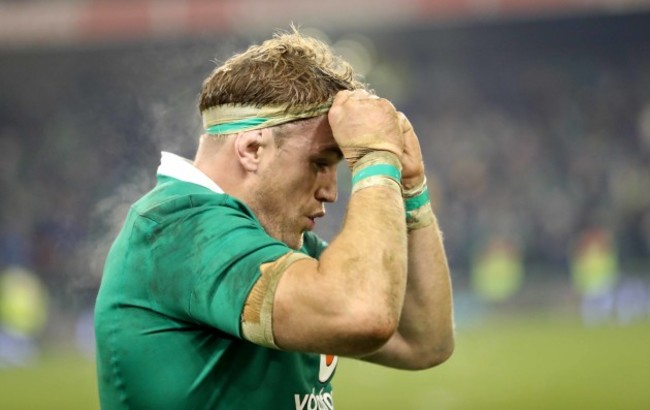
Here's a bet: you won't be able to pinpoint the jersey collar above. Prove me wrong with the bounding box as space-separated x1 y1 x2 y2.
156 151 224 194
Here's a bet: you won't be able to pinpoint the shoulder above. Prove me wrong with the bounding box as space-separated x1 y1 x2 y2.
132 176 256 225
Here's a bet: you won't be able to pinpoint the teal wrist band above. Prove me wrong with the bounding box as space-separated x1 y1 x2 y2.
404 186 430 211
352 164 401 186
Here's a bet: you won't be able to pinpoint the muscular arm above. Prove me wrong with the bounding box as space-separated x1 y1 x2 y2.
361 211 455 369
273 183 407 355
243 90 409 357
361 114 454 369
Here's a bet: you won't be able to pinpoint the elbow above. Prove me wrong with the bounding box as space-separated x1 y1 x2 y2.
342 305 399 355
423 337 455 369
410 334 455 370
363 316 399 352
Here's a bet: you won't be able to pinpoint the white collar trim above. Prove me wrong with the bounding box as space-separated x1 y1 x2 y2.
156 151 224 194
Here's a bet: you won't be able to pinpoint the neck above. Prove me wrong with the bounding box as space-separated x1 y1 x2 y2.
194 134 248 198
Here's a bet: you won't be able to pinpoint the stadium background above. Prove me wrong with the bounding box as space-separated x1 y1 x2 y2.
1 0 649 408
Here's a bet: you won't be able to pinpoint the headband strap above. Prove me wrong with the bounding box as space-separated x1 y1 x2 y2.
202 101 332 135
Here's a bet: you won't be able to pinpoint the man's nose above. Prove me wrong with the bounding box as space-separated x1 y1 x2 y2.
316 166 338 203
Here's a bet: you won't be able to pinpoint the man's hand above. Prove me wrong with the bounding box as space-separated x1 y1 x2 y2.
328 90 404 168
398 113 426 192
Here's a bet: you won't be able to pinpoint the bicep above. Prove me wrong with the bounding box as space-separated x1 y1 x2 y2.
272 256 348 352
241 252 345 352
240 252 313 348
242 251 382 356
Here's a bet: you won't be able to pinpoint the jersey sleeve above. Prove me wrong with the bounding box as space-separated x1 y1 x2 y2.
135 193 295 340
186 205 293 338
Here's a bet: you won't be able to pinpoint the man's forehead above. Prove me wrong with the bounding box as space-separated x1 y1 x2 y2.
308 128 342 158
290 115 341 156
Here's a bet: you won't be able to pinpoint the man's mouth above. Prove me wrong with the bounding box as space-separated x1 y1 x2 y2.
309 210 326 220
305 211 325 230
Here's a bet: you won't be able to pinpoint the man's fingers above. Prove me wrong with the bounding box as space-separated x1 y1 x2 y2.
332 89 382 105
398 112 414 135
332 89 353 105
328 90 405 166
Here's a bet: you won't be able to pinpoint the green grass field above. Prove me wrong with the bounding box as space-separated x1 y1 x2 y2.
1 316 648 409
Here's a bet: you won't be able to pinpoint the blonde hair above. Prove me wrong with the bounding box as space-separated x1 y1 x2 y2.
199 28 367 113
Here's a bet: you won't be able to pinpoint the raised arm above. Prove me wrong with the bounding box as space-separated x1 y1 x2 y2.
361 114 455 369
243 90 410 357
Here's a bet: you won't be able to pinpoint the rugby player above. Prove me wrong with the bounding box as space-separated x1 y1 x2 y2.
95 28 454 409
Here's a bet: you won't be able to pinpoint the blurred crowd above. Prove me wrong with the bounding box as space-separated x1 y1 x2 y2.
0 14 649 352
412 44 650 274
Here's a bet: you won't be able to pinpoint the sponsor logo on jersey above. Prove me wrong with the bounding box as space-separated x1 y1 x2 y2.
293 354 338 409
318 354 337 383
294 387 334 410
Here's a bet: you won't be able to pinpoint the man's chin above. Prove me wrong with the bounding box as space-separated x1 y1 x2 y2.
260 221 303 249
287 233 304 250
268 229 304 250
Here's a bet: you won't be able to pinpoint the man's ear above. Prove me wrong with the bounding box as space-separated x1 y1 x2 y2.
234 130 264 172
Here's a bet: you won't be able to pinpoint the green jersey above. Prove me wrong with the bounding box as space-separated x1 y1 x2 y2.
95 152 336 409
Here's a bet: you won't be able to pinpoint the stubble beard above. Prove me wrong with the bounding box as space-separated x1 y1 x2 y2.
251 182 304 250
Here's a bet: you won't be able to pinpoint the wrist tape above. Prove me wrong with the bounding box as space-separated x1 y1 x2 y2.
403 177 435 231
351 151 402 194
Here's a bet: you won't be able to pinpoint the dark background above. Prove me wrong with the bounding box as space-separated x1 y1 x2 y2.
0 7 648 346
